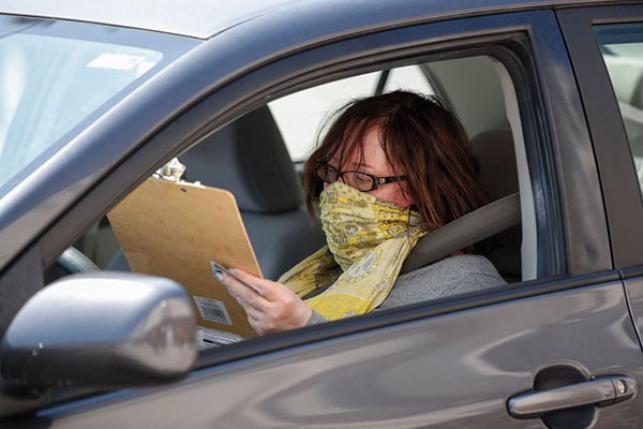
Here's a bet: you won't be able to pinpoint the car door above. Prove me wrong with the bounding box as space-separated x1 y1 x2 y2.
3 4 643 429
558 0 643 384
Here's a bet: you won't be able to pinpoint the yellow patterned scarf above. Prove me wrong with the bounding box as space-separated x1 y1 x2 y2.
278 182 427 320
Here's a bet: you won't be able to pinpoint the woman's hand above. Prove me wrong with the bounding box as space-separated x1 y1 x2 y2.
218 269 312 335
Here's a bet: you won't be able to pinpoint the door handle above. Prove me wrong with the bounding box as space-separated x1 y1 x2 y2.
508 375 636 418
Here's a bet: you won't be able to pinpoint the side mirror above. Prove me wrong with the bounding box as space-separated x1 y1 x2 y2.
1 272 197 388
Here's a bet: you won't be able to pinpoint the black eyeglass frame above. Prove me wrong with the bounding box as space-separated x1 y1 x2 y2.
316 163 408 192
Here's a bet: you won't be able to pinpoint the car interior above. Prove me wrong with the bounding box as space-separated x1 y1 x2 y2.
54 53 538 340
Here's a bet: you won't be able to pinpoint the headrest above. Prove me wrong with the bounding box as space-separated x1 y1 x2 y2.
470 128 521 279
401 128 522 279
470 129 518 199
180 106 303 213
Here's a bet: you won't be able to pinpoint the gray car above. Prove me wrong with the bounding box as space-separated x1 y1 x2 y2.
1 0 643 428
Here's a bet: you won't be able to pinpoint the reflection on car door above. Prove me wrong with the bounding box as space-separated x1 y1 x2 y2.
35 279 642 428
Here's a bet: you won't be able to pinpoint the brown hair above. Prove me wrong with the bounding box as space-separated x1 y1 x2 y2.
304 90 488 231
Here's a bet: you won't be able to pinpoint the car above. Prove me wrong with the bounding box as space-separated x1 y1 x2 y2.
1 0 643 427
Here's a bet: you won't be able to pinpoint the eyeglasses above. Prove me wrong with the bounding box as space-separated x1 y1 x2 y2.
316 163 407 192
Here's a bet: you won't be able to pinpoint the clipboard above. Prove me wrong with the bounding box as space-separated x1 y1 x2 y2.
107 177 261 338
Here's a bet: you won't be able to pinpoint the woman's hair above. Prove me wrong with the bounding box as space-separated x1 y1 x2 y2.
303 90 488 231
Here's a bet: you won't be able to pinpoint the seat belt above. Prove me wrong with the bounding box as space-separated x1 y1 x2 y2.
400 192 521 275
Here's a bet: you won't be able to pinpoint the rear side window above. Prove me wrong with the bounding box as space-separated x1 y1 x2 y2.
595 23 643 196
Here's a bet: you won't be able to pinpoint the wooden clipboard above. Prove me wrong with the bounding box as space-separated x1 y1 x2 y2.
107 177 261 338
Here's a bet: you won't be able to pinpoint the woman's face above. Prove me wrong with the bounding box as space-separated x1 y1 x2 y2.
328 126 415 208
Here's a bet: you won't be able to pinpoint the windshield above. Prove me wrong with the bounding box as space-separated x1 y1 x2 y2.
0 16 197 197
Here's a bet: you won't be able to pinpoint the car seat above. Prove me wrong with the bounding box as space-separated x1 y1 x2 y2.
179 106 326 280
470 128 522 281
401 128 522 282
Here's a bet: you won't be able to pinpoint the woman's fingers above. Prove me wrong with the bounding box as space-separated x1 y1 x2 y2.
228 269 269 294
230 269 286 301
220 272 269 311
221 268 312 334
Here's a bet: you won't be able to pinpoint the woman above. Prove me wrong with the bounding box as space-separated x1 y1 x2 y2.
218 90 505 334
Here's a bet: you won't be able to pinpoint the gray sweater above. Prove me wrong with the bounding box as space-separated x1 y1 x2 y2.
307 254 506 325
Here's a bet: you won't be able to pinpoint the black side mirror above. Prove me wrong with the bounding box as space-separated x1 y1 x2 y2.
1 272 197 389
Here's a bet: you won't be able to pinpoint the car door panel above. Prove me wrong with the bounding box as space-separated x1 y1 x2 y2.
33 279 642 428
557 13 643 420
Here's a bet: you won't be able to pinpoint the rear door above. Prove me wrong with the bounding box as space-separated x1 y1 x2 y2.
13 6 643 429
558 2 643 377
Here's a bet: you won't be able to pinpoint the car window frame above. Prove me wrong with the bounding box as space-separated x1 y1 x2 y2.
4 9 617 413
39 12 571 278
38 9 587 345
557 4 643 272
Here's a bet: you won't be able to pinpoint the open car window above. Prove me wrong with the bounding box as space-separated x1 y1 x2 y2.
58 53 535 351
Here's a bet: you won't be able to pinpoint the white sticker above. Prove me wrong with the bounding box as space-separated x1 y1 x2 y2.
87 53 155 73
196 326 243 349
193 296 232 325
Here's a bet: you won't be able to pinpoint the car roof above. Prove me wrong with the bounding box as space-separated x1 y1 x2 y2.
0 0 295 39
0 0 624 39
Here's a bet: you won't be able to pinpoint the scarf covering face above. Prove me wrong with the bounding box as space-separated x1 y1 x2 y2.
278 181 428 320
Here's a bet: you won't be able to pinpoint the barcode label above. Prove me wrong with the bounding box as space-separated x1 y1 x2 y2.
193 296 232 325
